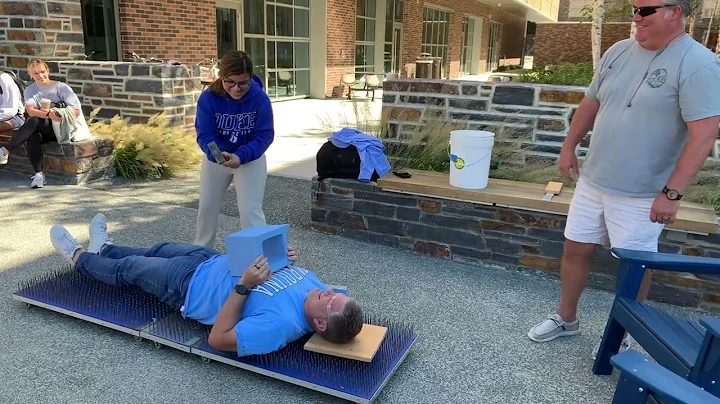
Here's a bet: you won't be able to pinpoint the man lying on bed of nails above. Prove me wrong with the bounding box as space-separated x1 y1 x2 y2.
48 213 364 356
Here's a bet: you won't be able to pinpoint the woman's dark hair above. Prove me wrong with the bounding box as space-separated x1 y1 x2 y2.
208 50 254 96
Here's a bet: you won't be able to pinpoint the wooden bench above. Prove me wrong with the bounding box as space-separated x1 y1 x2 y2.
376 169 719 235
0 129 116 185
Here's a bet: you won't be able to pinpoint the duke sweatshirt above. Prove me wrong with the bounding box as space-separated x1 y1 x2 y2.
195 74 274 164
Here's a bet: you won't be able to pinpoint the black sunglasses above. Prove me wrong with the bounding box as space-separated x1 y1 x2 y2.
632 4 675 17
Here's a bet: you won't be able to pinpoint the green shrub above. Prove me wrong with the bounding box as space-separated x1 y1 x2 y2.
517 63 594 87
88 109 203 180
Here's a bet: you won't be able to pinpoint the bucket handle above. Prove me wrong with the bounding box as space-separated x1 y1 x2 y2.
447 143 492 169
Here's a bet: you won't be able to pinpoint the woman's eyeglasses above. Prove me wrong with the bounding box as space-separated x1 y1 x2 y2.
222 79 250 90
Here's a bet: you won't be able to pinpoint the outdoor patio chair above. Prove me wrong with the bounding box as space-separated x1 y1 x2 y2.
610 349 720 403
593 248 720 398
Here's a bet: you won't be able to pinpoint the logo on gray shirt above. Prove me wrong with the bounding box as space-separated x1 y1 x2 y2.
646 68 667 88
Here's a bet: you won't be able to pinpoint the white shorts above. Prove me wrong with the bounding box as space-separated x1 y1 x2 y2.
564 177 664 252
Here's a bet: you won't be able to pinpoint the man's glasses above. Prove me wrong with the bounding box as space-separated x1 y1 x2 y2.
326 294 338 317
222 79 250 90
632 4 675 17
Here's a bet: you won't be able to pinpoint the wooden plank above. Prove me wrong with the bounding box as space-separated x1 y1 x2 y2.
304 324 388 362
545 181 564 195
376 169 718 234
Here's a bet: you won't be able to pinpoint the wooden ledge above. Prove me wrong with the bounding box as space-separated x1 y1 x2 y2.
376 169 719 235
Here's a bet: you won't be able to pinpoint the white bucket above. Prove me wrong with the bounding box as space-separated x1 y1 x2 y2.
449 130 495 189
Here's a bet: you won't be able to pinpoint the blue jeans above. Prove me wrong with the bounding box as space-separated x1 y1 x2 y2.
75 242 220 308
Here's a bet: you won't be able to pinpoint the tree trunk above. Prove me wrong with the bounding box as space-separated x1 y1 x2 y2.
630 22 637 38
688 14 697 37
716 30 720 53
592 0 606 70
705 0 720 46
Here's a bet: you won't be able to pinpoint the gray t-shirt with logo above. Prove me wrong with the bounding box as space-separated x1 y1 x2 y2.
581 35 720 198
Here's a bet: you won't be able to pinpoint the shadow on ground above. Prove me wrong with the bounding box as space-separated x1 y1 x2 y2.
0 169 710 404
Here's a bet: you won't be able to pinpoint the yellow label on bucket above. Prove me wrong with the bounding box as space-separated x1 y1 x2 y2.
454 157 465 169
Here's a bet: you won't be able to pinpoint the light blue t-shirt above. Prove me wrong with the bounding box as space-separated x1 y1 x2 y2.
181 254 327 356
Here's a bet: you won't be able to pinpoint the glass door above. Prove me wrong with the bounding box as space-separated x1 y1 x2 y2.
216 0 242 60
81 0 119 60
391 25 402 75
460 17 475 76
486 22 500 72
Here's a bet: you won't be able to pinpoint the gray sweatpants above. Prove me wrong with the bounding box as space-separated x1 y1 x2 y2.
194 154 268 248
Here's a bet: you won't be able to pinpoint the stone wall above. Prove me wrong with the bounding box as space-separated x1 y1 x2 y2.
48 60 202 126
532 22 632 68
0 0 85 77
381 79 720 163
310 177 720 309
0 133 115 184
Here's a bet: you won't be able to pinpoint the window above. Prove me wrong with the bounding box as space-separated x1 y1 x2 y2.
384 0 403 75
81 0 119 61
355 0 376 79
241 0 311 100
460 17 475 76
421 7 450 78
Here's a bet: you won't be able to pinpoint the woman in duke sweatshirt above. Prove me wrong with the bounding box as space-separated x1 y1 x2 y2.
193 50 275 248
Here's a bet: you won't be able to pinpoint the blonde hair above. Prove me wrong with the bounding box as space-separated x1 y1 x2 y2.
27 59 49 73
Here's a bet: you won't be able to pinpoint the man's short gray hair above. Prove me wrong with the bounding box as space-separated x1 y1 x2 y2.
665 0 692 17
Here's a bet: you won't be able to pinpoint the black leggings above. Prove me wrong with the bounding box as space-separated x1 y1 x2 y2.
3 117 57 172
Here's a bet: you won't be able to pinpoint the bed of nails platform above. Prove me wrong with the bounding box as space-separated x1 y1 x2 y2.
12 267 417 403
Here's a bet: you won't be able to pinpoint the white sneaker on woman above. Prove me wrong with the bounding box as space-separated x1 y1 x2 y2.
31 173 45 188
0 148 8 165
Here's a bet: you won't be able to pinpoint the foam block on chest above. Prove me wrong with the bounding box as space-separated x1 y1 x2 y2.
304 324 388 362
225 224 292 276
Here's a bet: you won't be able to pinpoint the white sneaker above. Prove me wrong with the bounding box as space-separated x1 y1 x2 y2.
88 213 113 254
50 225 84 266
0 150 7 165
31 173 45 188
528 313 580 342
592 336 630 360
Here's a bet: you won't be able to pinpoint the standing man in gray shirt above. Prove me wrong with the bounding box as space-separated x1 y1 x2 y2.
527 0 720 359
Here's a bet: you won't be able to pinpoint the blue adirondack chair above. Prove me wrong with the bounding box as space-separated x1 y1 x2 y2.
611 349 720 404
593 248 720 397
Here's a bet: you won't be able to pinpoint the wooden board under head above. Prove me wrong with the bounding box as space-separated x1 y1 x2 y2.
376 169 719 235
304 323 388 362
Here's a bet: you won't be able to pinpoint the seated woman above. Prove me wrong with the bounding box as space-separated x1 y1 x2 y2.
0 59 91 188
48 213 364 356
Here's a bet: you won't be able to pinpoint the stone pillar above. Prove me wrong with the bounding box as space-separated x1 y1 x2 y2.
0 0 85 78
50 61 203 126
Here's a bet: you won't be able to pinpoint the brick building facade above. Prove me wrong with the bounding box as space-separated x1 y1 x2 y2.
1 0 558 99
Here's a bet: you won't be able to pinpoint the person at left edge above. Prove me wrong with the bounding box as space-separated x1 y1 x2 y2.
193 50 275 249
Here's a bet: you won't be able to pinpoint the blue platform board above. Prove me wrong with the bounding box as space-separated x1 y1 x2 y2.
12 268 416 404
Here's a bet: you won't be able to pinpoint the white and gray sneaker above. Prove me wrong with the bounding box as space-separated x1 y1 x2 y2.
0 150 7 165
528 313 580 342
88 213 113 254
591 336 630 360
50 225 84 266
31 173 45 188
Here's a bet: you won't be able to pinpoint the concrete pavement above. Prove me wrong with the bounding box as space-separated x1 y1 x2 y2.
0 168 711 404
264 96 383 180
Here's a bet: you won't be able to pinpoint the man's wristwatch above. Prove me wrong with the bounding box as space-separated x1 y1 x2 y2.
662 186 683 201
234 283 251 295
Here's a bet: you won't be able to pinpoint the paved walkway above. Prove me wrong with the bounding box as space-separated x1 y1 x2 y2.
265 96 383 180
0 169 707 404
